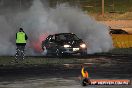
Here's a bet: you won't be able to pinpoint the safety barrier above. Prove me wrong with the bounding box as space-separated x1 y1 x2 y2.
112 34 132 48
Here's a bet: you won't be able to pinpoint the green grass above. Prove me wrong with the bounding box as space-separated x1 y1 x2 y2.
0 57 90 69
80 0 132 13
0 57 77 66
94 48 132 55
49 0 132 20
0 56 110 68
109 48 132 55
82 0 132 20
49 0 132 13
0 48 132 68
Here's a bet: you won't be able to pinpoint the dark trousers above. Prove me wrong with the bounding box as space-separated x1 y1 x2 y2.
82 78 91 86
15 44 26 59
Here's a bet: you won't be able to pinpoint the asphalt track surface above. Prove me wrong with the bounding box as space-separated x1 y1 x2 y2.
0 54 132 88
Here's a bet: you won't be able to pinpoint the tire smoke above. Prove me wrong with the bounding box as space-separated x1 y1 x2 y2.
0 0 113 56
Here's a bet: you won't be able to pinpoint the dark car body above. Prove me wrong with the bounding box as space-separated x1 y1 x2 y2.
109 29 128 34
42 33 87 56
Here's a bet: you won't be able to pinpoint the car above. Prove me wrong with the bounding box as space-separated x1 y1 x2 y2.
42 33 87 56
109 29 128 34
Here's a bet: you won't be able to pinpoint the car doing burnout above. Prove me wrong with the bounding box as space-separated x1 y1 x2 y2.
42 33 87 56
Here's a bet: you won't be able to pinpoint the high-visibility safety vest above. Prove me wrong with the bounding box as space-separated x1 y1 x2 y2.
81 67 89 78
16 32 26 43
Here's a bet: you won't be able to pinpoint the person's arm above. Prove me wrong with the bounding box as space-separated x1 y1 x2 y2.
81 67 85 77
85 71 89 78
25 34 28 40
16 33 17 39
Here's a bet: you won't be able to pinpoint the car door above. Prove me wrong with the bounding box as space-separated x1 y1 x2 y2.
47 35 57 53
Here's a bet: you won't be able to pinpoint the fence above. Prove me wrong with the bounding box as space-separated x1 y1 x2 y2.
106 34 132 55
112 34 132 48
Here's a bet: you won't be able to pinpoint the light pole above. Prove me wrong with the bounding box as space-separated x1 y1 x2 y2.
102 0 104 16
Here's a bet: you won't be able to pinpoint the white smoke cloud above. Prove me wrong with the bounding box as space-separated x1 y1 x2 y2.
48 4 113 53
0 16 16 55
0 0 113 56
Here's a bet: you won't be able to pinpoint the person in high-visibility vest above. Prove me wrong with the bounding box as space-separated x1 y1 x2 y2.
15 28 28 59
81 65 91 86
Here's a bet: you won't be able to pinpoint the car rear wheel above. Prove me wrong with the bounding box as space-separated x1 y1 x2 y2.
42 46 49 56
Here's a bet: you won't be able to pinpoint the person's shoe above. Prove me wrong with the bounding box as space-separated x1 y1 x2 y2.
14 59 18 63
15 57 18 60
22 57 25 59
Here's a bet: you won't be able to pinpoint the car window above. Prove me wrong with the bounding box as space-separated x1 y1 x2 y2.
48 35 55 42
52 35 55 40
55 35 66 41
71 34 80 40
45 35 51 41
60 35 66 40
65 34 80 41
55 34 80 41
